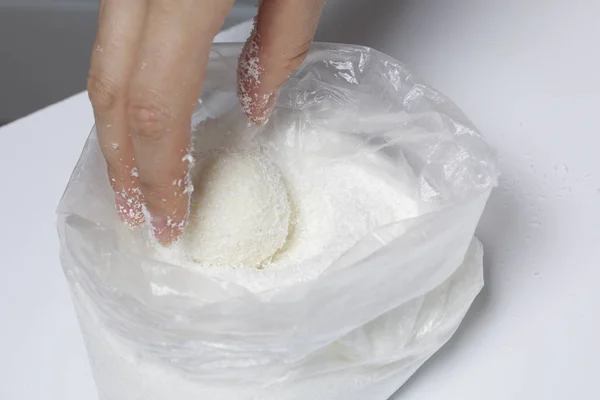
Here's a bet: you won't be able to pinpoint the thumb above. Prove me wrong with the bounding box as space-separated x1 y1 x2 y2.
238 0 325 124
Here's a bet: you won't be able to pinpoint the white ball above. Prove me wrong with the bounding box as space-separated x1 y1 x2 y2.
182 151 291 267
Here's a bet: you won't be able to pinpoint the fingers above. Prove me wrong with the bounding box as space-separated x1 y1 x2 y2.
128 0 234 244
238 0 325 124
88 0 147 227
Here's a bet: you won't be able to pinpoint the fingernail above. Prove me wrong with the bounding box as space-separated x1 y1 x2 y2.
115 189 144 227
150 212 185 246
150 213 169 244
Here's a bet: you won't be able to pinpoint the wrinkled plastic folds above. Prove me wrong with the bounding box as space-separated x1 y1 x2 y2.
57 43 498 399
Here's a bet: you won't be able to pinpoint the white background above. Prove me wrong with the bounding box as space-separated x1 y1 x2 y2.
1 1 599 399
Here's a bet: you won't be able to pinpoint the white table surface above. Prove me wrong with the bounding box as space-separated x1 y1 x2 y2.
1 1 599 398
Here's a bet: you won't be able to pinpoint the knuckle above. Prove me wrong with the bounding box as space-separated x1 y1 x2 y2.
138 167 187 201
139 178 180 206
282 39 312 73
263 40 312 89
127 97 173 142
149 0 178 13
87 73 122 113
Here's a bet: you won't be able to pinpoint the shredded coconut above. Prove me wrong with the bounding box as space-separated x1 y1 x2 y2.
164 151 291 268
153 112 418 293
181 153 195 164
114 185 145 227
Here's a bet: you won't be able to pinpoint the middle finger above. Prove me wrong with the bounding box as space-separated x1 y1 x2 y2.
127 0 235 243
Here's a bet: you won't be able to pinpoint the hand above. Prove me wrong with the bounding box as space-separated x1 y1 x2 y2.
87 0 325 244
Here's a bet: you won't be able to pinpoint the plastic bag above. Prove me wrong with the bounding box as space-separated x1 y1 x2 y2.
57 43 498 400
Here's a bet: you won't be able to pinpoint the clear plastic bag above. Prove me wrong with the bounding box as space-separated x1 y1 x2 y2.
57 43 498 400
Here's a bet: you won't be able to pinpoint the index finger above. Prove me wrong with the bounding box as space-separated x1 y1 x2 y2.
127 0 234 244
88 0 148 227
